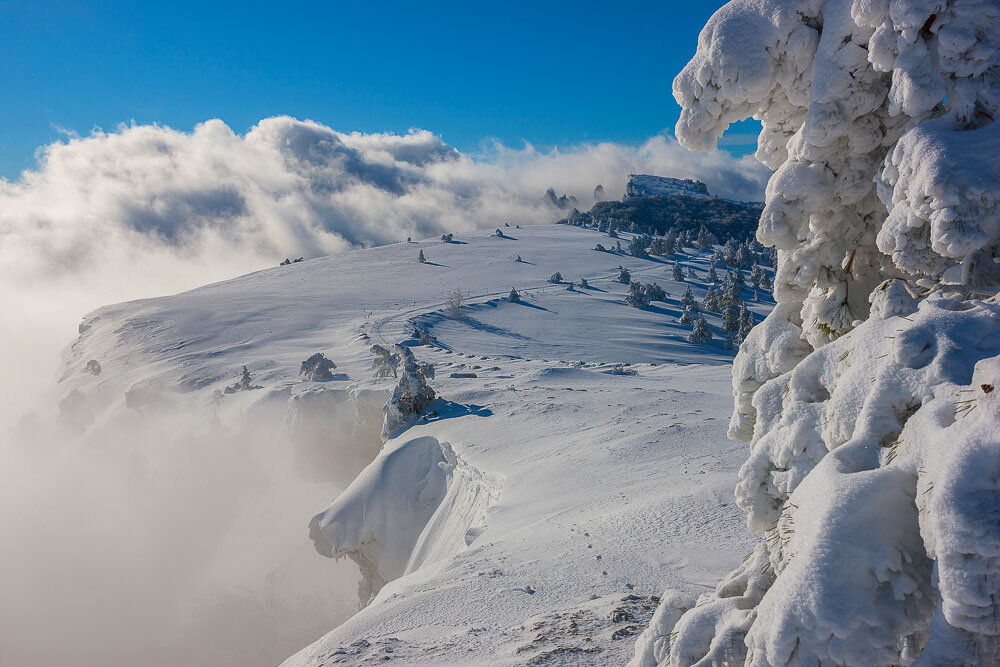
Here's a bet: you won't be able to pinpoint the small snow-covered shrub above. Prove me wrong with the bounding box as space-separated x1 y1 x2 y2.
84 359 102 376
508 288 521 303
617 266 631 283
382 345 436 439
224 366 256 394
300 353 337 381
594 243 607 252
440 233 453 242
418 249 427 263
579 277 590 289
548 272 563 284
445 287 465 318
607 363 638 376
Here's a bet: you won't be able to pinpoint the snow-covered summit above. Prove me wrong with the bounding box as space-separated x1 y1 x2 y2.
625 174 712 200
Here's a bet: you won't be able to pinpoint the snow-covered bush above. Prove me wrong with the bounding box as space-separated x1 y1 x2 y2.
300 353 338 381
382 345 436 440
638 1 1000 665
223 365 257 394
441 233 453 242
84 359 102 376
548 272 563 284
370 344 399 378
508 287 521 303
594 243 607 252
579 277 590 289
617 266 632 283
672 262 683 281
418 249 427 263
607 363 638 376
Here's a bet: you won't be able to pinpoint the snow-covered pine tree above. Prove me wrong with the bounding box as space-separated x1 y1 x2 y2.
702 287 720 312
678 306 694 324
634 2 1000 666
508 287 521 303
672 261 684 281
579 277 589 289
643 282 667 302
594 243 606 252
629 236 649 258
625 281 650 308
418 249 426 263
370 344 399 378
548 272 563 284
689 314 712 343
381 345 436 440
680 285 697 309
707 264 720 283
617 266 631 284
300 353 338 381
686 266 697 280
696 225 714 249
614 240 623 253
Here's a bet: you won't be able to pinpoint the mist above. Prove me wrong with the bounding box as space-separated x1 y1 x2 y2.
0 116 765 665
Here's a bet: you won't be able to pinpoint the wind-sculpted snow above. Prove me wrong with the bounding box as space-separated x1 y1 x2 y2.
309 436 502 604
645 0 1000 664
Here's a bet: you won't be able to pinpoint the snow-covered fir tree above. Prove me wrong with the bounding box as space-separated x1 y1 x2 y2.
635 1 1000 665
418 249 426 263
679 285 697 310
689 314 712 343
672 261 684 281
300 353 337 381
628 236 649 258
381 345 436 440
707 264 720 283
369 344 399 378
625 281 650 308
643 282 667 302
702 287 719 312
508 287 521 303
617 266 631 284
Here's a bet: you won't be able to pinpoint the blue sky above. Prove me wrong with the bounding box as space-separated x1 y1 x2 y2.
0 0 758 179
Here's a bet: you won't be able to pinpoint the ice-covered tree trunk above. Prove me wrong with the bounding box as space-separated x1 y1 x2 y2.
635 1 1000 665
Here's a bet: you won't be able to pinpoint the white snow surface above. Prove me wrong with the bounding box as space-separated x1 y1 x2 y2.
46 224 769 665
625 174 714 200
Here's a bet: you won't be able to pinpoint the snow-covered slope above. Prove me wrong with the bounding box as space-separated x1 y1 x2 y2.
625 174 712 199
43 224 772 665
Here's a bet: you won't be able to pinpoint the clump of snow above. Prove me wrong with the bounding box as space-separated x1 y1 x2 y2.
645 0 1000 664
308 436 501 604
